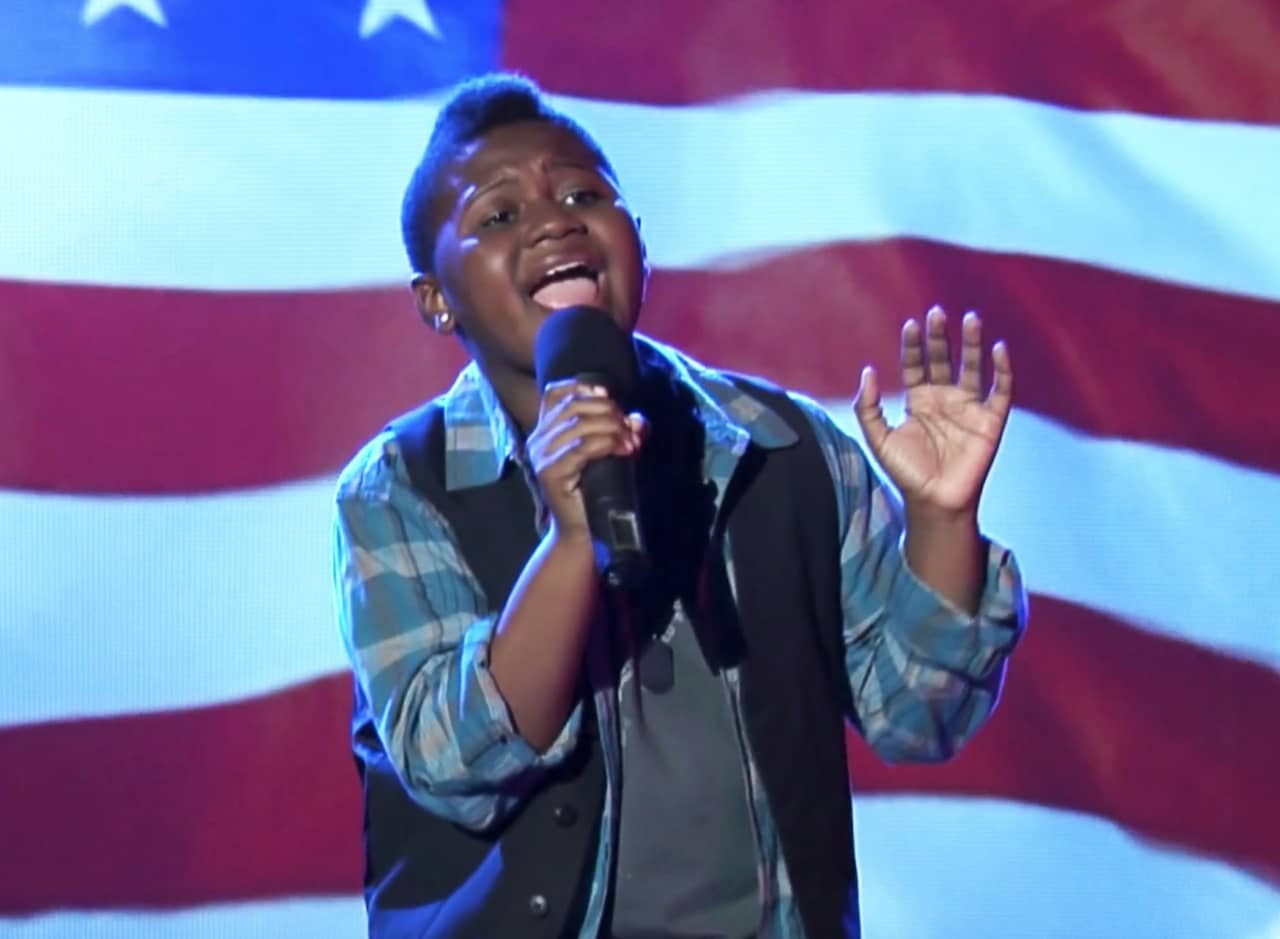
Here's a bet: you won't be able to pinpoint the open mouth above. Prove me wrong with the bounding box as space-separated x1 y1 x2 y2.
529 262 601 309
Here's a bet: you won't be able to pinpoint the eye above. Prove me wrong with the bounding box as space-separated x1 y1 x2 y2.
480 207 516 228
562 188 602 207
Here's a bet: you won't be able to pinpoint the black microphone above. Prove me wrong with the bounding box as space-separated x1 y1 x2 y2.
533 306 649 590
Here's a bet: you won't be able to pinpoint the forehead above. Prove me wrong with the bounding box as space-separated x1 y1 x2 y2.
436 122 608 207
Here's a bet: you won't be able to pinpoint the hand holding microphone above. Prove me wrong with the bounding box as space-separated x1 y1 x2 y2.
526 379 645 533
530 307 650 589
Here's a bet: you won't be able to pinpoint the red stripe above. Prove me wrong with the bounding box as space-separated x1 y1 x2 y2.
4 242 1277 494
645 242 1280 476
848 595 1280 884
0 281 464 494
502 0 1280 124
0 597 1274 913
0 676 362 914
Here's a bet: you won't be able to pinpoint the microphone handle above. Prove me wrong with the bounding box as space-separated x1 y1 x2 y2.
574 371 648 589
580 456 648 589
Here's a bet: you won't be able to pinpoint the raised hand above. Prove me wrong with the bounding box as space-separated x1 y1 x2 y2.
854 306 1013 518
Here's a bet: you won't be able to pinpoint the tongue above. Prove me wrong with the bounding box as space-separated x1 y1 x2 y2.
532 276 599 309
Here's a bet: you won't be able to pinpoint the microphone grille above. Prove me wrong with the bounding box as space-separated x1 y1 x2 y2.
533 306 639 402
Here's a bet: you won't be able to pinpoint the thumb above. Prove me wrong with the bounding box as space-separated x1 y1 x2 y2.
853 366 891 454
625 412 649 451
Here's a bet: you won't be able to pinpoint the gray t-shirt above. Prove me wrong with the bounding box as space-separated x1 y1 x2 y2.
609 602 761 939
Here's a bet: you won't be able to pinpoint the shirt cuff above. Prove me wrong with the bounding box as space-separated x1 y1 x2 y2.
887 535 1027 679
456 614 585 775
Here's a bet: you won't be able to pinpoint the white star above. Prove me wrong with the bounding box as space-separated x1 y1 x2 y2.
359 0 443 40
82 0 167 27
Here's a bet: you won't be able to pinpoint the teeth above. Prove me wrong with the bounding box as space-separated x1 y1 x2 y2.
544 262 592 279
530 262 596 297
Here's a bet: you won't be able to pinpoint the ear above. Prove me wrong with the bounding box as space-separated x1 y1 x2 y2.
411 274 456 335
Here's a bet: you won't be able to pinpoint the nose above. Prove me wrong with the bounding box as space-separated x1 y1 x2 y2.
526 197 586 245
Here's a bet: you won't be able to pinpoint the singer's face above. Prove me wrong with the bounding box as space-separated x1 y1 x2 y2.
416 121 647 400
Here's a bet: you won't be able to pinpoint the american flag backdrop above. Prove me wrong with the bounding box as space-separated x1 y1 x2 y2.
2 1 1278 936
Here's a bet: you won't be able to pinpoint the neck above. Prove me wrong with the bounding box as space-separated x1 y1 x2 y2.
487 369 541 434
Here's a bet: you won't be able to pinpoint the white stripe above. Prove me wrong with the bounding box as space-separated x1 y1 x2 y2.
1 86 1277 299
825 396 1280 671
0 478 345 726
0 896 365 939
853 796 1280 939
1 403 1276 728
0 798 1274 938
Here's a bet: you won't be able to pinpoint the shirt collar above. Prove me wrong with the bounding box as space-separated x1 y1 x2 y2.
440 336 798 491
645 336 799 451
440 362 523 491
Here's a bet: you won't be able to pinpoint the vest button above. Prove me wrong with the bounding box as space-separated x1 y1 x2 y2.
528 894 549 918
553 803 578 827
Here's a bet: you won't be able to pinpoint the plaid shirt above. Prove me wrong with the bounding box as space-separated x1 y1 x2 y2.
332 337 1027 939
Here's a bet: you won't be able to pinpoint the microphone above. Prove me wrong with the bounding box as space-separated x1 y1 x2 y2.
534 306 649 589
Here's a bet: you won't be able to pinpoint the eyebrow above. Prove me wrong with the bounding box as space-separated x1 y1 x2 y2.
546 158 596 172
463 174 517 207
461 158 607 210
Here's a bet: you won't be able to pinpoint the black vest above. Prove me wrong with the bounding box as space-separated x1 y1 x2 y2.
354 364 860 939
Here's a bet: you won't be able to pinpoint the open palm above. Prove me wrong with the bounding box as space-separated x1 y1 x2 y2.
855 307 1013 514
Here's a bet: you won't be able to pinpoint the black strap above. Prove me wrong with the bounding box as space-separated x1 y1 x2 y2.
722 374 851 715
721 374 859 939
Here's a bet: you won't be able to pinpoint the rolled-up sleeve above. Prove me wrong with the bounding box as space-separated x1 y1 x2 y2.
332 435 582 831
794 396 1028 763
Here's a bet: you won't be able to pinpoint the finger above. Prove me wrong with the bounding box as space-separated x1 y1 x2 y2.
986 340 1014 420
625 412 650 450
540 389 621 429
539 378 591 410
536 415 630 466
540 433 629 489
538 379 607 420
958 311 984 396
924 305 953 384
900 318 926 388
853 365 891 454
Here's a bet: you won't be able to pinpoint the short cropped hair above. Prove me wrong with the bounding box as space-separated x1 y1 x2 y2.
401 73 618 275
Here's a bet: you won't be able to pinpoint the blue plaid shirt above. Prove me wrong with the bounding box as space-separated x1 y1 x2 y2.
332 337 1027 938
